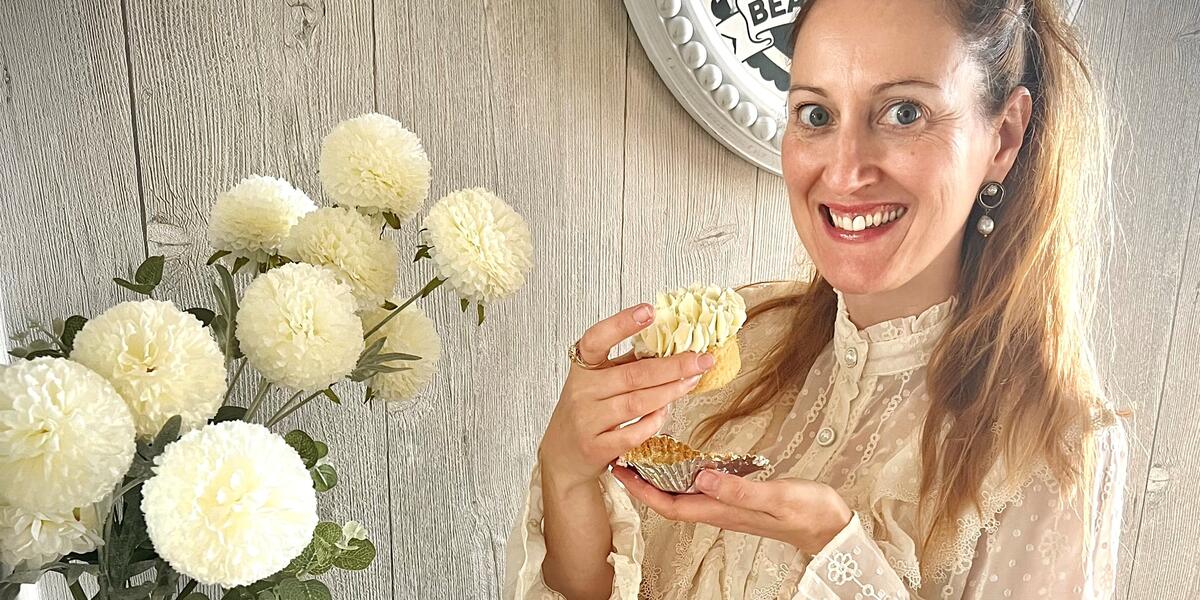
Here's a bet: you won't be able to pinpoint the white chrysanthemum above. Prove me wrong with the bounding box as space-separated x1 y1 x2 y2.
280 206 400 310
319 113 431 223
632 284 747 357
70 300 226 438
207 175 317 263
0 502 104 569
0 358 135 513
236 263 364 391
361 303 441 403
141 421 317 587
419 187 534 305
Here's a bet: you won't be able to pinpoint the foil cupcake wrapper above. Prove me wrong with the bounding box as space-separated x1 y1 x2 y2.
625 452 771 494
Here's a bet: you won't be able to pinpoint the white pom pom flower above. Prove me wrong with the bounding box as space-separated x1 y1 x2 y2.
419 187 533 305
360 303 441 403
0 502 104 569
208 175 317 264
141 421 318 587
280 206 400 310
319 113 431 223
0 358 135 513
236 263 364 391
70 300 226 438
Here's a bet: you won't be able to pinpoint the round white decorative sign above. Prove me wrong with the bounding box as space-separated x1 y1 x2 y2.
626 0 802 176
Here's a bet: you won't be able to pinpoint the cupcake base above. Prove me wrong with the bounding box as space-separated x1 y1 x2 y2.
621 434 770 494
692 336 741 394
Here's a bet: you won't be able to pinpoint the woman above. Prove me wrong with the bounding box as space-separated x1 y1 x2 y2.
505 0 1127 597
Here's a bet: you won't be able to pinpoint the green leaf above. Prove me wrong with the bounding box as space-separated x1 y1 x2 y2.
311 464 337 492
276 578 331 600
152 415 183 453
207 249 232 265
412 244 432 263
477 303 485 326
182 594 211 600
186 307 216 326
6 348 28 359
460 298 470 312
231 256 250 274
212 405 247 423
363 386 376 404
282 522 342 578
114 277 155 295
322 388 341 405
51 318 65 337
381 299 398 310
135 255 166 286
313 441 328 460
24 348 65 359
381 212 402 229
0 583 22 600
375 352 421 362
332 537 376 571
284 430 320 469
61 315 87 351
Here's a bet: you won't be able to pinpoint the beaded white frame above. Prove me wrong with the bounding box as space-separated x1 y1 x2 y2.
625 0 800 176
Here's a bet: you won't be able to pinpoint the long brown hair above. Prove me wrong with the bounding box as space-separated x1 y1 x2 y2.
694 0 1119 574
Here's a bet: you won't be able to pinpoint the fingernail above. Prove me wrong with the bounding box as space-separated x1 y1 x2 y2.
683 374 702 388
634 304 653 324
698 352 715 370
695 469 717 491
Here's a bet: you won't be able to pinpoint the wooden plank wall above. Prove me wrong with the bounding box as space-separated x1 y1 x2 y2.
0 0 1194 598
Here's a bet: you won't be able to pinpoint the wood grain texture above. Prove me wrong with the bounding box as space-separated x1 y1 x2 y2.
0 1 142 595
1070 2 1200 597
118 0 390 597
373 0 628 596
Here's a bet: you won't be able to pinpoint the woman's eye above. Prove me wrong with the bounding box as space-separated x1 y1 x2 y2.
796 104 831 128
884 101 923 126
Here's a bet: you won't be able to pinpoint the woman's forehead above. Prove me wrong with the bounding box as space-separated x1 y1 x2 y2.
789 0 972 94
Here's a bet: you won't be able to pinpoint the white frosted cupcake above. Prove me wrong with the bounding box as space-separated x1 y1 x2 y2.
632 283 747 394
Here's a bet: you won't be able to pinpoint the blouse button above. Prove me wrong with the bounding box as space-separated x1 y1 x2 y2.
844 346 858 367
816 427 836 447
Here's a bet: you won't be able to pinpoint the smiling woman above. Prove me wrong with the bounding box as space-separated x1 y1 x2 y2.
505 0 1126 598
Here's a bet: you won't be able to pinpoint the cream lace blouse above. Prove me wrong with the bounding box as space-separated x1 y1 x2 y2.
504 280 1128 600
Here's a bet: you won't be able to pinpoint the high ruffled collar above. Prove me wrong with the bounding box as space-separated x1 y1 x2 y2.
831 287 958 377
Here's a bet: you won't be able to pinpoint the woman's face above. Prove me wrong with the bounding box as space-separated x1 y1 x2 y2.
780 0 1012 295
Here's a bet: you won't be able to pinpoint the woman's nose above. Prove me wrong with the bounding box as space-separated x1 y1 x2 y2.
821 124 879 195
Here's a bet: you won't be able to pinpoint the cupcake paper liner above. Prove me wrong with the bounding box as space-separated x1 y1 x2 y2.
621 434 771 494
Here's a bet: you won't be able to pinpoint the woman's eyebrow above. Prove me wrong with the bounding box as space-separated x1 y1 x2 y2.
787 78 943 95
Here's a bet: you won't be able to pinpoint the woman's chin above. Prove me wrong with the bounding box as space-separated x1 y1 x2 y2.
818 266 900 296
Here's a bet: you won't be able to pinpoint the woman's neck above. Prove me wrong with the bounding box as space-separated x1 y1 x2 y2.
839 246 961 330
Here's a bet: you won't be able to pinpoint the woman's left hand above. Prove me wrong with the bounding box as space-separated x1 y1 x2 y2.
610 465 854 556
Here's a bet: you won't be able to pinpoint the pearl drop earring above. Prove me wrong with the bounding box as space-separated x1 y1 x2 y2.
976 181 1005 237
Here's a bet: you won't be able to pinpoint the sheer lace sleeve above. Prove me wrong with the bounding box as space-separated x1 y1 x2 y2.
502 458 645 600
792 419 1129 600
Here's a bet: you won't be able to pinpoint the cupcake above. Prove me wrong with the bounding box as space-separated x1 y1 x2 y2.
621 434 770 494
632 283 748 394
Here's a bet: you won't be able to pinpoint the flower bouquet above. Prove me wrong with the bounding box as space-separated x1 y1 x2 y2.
0 113 534 600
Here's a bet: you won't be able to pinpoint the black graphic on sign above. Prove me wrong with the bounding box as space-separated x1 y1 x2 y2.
711 0 800 92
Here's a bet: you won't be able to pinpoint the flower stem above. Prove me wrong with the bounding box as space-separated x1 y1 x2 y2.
176 579 197 598
363 277 444 339
242 380 275 422
223 357 248 406
265 390 323 428
68 581 87 600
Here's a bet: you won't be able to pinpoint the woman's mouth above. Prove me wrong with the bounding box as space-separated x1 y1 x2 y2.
819 203 908 242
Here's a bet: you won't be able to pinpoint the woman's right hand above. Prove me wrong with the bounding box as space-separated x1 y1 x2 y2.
538 303 716 492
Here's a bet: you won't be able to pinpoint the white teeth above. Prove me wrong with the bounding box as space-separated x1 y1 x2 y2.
828 206 906 232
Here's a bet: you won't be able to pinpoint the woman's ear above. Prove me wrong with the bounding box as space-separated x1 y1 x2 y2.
988 86 1033 181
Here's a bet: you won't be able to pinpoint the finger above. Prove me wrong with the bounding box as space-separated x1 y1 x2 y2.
603 351 713 396
612 468 763 531
597 406 669 455
605 348 638 367
601 373 700 429
693 469 778 514
576 304 655 366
